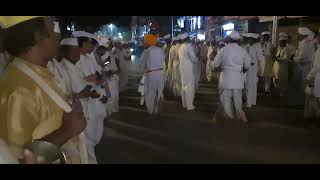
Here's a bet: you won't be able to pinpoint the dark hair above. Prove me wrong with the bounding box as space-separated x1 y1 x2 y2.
91 38 98 46
182 37 189 43
77 37 90 48
3 17 50 56
59 45 70 58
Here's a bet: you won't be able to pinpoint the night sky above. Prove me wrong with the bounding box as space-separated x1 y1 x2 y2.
59 16 173 34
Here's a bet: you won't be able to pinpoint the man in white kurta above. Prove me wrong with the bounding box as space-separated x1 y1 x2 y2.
102 41 120 116
171 37 182 97
178 33 199 111
140 40 165 115
0 27 9 78
212 31 251 123
304 30 320 125
72 31 107 164
245 33 262 108
93 37 116 117
289 27 315 106
114 40 128 92
206 42 216 82
260 31 275 94
273 34 290 96
240 34 251 53
200 41 208 81
167 37 177 95
193 40 202 91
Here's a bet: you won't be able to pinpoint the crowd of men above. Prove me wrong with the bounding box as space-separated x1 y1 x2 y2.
140 25 320 128
0 16 131 164
0 16 319 164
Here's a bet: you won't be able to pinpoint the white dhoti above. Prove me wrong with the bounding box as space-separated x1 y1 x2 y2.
106 76 119 115
206 59 213 81
138 75 145 105
144 70 164 114
194 62 201 91
85 91 106 164
220 89 247 122
180 60 196 110
200 58 206 81
245 64 258 107
260 57 274 92
119 60 128 92
172 60 181 97
273 61 288 93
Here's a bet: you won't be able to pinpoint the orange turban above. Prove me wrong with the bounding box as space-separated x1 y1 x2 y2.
144 34 157 46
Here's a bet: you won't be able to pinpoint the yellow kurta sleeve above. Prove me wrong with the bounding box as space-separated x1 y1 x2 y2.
6 87 39 158
0 61 63 159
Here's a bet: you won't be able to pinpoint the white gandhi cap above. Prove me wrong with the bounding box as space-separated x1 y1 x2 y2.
61 38 79 46
163 34 171 40
229 30 241 40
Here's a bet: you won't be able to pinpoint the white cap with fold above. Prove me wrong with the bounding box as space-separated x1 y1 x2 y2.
241 33 248 37
261 31 271 36
246 33 260 39
298 27 312 35
251 33 260 39
179 33 189 40
72 31 99 42
279 32 288 37
279 36 288 41
230 30 241 40
61 38 79 46
163 34 171 40
98 37 110 48
53 22 60 33
72 31 92 38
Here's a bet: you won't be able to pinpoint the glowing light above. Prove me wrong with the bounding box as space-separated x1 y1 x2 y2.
223 23 234 30
197 33 205 40
226 30 232 36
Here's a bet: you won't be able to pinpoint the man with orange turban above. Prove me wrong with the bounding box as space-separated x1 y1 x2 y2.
140 34 165 116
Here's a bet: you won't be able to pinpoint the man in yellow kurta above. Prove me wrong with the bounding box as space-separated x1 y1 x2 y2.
0 16 87 163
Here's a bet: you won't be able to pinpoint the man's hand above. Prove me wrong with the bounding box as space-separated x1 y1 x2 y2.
21 149 35 164
84 74 97 82
100 96 108 104
90 90 101 99
242 67 248 73
41 100 87 147
62 100 87 137
76 85 93 99
306 79 314 87
95 79 104 85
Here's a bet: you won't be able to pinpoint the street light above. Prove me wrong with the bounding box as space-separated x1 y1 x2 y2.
109 24 113 36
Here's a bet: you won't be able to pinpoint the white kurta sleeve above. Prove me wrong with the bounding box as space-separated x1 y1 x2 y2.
293 42 308 64
243 51 251 70
140 50 148 71
212 48 223 69
187 44 199 64
263 42 273 57
249 46 257 64
307 50 320 80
